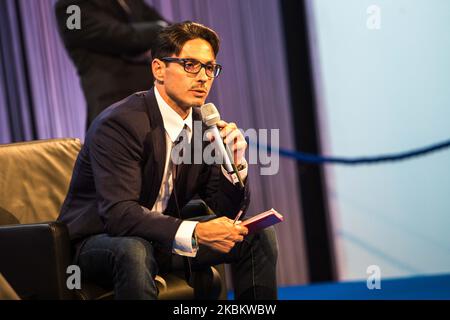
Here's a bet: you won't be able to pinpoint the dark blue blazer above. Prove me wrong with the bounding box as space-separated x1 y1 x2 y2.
58 89 250 247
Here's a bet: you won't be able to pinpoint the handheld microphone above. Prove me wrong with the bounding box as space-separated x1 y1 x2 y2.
200 103 245 189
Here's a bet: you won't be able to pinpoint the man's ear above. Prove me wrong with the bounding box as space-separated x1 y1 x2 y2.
152 59 165 83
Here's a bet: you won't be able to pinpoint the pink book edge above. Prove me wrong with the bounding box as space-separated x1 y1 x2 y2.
241 208 284 226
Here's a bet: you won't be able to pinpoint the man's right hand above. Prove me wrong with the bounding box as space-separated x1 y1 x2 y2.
194 216 249 253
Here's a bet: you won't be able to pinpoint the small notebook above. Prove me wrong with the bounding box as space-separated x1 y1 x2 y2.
241 208 284 234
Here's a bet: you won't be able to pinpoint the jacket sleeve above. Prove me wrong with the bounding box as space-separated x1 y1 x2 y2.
88 114 182 246
140 1 167 22
54 0 164 56
197 164 251 220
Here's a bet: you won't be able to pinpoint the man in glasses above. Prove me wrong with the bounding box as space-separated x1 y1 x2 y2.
58 21 278 300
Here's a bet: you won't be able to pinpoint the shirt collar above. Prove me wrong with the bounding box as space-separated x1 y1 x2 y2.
154 86 193 143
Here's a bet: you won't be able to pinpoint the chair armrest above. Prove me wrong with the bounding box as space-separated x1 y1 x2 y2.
0 222 74 299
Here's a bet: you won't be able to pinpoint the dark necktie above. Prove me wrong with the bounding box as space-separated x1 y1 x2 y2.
171 125 188 183
170 125 193 283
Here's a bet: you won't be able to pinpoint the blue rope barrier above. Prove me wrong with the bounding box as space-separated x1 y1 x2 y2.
249 138 450 165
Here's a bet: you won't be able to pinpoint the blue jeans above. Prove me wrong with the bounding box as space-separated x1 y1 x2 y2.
77 235 159 299
76 217 278 300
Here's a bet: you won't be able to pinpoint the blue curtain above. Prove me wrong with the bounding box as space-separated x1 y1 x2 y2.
0 0 36 142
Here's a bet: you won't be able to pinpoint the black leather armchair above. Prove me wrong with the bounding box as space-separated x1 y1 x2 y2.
0 138 227 300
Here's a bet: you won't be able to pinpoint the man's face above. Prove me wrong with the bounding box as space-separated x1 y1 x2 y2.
154 38 216 112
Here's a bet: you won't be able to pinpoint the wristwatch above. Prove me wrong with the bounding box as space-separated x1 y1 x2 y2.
191 233 198 248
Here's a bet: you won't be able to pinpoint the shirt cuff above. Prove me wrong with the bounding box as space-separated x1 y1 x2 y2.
221 158 248 184
172 221 199 257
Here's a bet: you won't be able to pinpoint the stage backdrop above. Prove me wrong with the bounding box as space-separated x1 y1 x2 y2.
0 0 308 286
307 0 450 280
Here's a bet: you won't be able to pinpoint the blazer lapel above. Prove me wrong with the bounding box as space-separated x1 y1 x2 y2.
142 89 166 208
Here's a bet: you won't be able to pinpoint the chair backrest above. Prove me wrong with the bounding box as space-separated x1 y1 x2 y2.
0 138 81 224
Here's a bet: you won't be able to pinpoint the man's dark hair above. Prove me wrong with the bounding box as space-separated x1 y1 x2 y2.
152 21 220 59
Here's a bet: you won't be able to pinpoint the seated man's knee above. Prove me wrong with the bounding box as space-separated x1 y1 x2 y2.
114 237 158 276
255 226 279 263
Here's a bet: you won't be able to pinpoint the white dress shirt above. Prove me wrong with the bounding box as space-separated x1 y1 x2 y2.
152 86 247 257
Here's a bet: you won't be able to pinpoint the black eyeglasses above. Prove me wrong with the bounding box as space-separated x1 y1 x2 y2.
160 57 222 78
